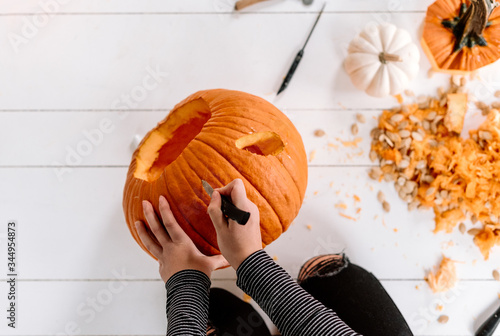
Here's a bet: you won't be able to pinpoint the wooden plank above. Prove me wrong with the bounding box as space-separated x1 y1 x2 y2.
1 0 436 14
0 167 497 281
0 12 475 111
0 106 489 167
0 279 498 335
0 109 378 167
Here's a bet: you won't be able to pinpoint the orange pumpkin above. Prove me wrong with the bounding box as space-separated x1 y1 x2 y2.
422 0 500 74
123 89 308 257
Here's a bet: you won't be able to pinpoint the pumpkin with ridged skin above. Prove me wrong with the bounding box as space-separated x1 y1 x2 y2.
422 0 500 74
123 89 308 258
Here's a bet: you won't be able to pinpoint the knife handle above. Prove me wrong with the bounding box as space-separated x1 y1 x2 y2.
220 195 250 225
476 304 500 336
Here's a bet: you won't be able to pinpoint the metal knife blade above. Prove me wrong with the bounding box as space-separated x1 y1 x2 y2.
202 180 214 197
202 180 250 225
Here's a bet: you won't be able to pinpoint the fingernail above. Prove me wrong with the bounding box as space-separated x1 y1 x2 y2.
135 221 141 228
212 190 219 199
142 200 148 208
159 195 166 203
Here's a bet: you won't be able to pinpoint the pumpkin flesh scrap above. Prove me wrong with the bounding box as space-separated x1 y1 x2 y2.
134 98 211 182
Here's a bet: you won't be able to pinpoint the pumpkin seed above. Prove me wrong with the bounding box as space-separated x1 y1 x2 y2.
356 113 366 123
493 270 500 281
460 77 467 87
426 111 437 121
391 114 404 123
479 131 492 140
439 97 447 107
471 214 478 223
314 129 325 137
468 228 481 235
434 198 443 205
398 120 409 130
416 160 427 170
459 223 466 234
408 200 419 211
399 130 411 138
377 191 385 203
382 201 390 212
397 176 406 186
399 159 410 169
379 134 394 147
492 101 500 109
369 150 378 162
369 168 382 180
431 122 437 134
409 115 420 123
423 120 430 131
437 87 445 97
398 189 407 200
412 132 423 142
404 195 414 203
394 183 402 193
351 124 359 136
426 187 436 196
452 75 461 87
437 315 449 324
476 101 488 110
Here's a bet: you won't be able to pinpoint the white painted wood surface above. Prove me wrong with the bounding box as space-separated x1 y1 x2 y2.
1 0 500 335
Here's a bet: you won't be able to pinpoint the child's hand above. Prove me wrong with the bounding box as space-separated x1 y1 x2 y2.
207 179 263 270
136 196 228 282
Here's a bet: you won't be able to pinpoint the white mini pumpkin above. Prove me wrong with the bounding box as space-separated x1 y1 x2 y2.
344 23 420 98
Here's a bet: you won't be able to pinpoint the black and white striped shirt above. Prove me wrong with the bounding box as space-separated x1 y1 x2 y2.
166 250 360 336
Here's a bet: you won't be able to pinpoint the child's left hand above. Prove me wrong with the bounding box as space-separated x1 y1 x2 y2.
136 196 228 282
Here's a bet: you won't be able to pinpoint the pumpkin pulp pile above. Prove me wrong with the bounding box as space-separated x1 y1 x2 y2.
370 78 500 259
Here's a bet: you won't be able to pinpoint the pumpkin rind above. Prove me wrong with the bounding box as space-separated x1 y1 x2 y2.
123 89 308 257
422 0 500 74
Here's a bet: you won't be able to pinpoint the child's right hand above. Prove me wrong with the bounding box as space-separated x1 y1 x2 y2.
207 179 263 270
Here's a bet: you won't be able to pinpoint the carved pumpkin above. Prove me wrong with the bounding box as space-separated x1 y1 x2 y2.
422 0 500 74
123 89 308 257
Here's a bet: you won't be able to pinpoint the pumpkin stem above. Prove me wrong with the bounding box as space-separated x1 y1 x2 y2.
379 52 402 64
442 0 499 52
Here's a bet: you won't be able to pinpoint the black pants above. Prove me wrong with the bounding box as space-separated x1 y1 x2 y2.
208 254 413 336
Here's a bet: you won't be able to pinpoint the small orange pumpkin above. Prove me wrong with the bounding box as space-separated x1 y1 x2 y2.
422 0 500 74
123 89 308 257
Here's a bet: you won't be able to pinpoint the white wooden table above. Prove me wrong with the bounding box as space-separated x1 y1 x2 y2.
1 1 500 335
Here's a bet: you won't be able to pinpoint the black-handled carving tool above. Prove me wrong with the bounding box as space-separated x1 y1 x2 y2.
476 304 500 336
202 180 250 225
276 3 326 95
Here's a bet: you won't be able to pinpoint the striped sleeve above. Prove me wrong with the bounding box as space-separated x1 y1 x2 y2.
236 250 361 336
165 269 211 336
